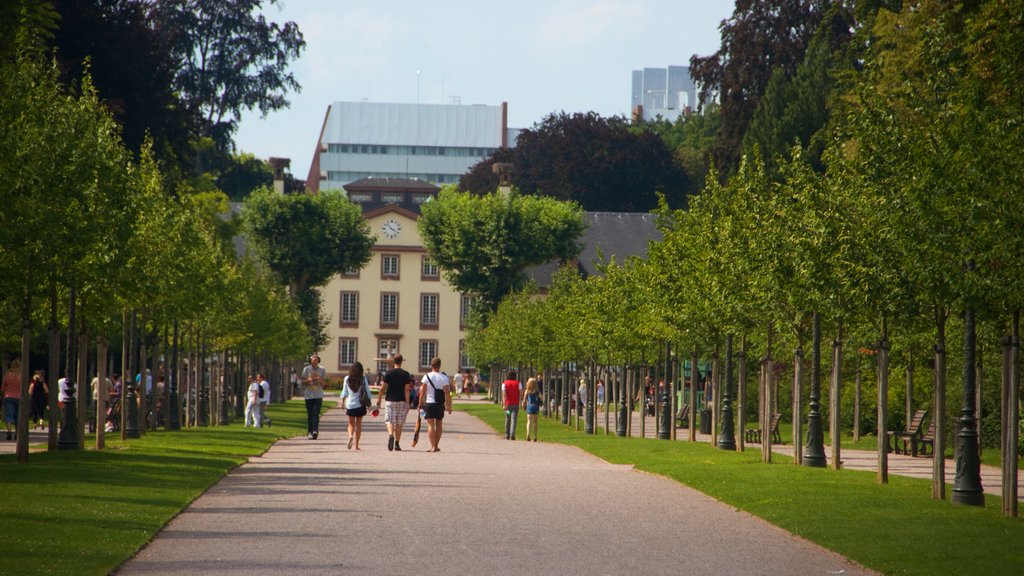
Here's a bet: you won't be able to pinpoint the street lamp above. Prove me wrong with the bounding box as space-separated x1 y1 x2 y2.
803 312 827 467
717 336 737 450
952 307 984 505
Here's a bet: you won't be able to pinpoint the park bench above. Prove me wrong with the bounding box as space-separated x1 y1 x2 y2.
912 419 936 458
887 409 928 455
675 404 689 428
745 413 782 444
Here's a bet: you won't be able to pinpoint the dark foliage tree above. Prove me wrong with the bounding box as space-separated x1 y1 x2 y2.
461 112 688 212
50 0 194 172
641 105 722 197
152 0 305 150
215 152 272 200
690 0 828 176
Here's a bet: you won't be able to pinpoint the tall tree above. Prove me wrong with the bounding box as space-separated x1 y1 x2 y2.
460 112 689 211
242 188 374 348
419 187 586 313
50 0 193 171
690 0 828 176
152 0 305 149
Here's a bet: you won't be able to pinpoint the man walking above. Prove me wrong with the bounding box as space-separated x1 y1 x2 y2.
257 373 271 427
301 355 325 439
377 354 412 451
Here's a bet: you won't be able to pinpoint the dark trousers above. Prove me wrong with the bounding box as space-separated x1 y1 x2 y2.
305 397 323 434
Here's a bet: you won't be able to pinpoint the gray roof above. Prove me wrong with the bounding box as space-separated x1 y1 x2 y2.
526 211 661 288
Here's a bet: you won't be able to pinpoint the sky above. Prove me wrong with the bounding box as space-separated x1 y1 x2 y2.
233 0 737 180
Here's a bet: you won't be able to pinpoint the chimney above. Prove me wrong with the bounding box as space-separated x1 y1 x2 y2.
268 157 290 195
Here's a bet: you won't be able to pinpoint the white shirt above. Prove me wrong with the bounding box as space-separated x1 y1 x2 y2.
58 377 76 402
259 379 270 405
454 372 464 389
247 381 261 405
421 371 450 404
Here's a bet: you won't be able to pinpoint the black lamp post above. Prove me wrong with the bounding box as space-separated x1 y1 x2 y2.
57 378 81 450
717 335 737 450
952 307 984 505
123 380 141 439
803 312 827 467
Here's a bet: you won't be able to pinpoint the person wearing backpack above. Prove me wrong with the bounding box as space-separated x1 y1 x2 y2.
339 362 373 450
244 375 262 428
417 357 450 452
257 373 271 427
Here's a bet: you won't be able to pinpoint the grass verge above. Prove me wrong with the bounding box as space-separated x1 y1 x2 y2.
458 403 1022 576
0 399 334 576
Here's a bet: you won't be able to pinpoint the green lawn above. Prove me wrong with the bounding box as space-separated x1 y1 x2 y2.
0 399 333 576
461 403 1023 576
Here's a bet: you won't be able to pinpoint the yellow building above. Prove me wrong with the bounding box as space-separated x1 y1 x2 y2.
317 178 471 379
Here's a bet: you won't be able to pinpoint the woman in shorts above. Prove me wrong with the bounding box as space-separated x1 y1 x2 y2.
340 362 373 450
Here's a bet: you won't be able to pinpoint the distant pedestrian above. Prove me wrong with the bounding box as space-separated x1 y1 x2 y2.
577 378 588 417
244 375 262 428
596 380 605 412
257 373 271 427
417 357 450 452
29 370 48 429
522 377 541 442
378 354 412 451
3 360 22 441
340 361 373 450
302 354 326 439
502 371 520 440
453 369 465 399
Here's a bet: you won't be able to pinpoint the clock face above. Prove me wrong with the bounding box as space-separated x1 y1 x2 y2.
381 218 401 239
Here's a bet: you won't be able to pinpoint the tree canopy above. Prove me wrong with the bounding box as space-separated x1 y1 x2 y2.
419 187 586 314
460 112 689 212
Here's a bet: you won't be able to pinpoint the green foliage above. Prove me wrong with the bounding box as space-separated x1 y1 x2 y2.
152 0 305 148
419 187 586 313
242 188 374 348
460 112 689 211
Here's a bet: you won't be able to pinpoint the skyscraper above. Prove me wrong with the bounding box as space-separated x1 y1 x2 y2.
631 66 698 122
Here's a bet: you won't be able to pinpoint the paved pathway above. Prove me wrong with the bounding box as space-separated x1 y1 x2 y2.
114 402 876 576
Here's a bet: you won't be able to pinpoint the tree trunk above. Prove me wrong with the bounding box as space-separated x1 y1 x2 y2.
933 307 947 500
877 335 889 484
830 323 843 471
793 346 803 464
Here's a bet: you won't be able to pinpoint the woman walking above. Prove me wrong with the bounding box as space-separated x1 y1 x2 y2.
3 360 23 441
340 361 373 450
29 370 48 429
522 377 542 442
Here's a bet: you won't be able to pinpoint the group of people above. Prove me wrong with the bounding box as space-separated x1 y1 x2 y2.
299 353 454 453
502 371 544 441
244 373 272 428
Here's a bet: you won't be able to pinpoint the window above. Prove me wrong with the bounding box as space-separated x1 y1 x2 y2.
377 338 399 373
342 266 361 278
460 339 473 370
338 338 357 368
419 340 438 370
348 192 372 203
421 293 439 328
381 192 403 204
421 256 439 280
412 193 431 205
339 292 358 326
460 294 477 328
382 254 400 279
381 293 399 327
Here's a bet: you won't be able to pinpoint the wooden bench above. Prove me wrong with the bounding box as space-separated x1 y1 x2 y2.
913 419 936 458
674 404 690 428
745 413 782 444
887 409 928 455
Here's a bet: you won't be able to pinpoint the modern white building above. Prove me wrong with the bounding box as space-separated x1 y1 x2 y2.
631 66 698 122
306 101 514 193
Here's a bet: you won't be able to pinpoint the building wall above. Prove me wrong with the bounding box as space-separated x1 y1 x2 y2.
313 101 508 191
631 66 698 122
318 208 469 380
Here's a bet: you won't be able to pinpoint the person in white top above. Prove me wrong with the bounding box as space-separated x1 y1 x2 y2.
453 370 465 399
339 361 373 450
244 375 262 428
417 357 451 453
257 374 271 427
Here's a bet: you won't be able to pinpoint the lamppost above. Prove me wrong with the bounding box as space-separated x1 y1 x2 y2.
617 372 628 436
717 335 737 450
658 344 673 439
952 307 984 505
57 377 81 449
803 312 827 467
123 378 141 439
